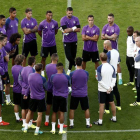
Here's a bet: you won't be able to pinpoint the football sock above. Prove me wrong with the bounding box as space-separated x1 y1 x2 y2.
118 73 122 79
15 112 20 120
29 119 33 126
45 115 49 122
58 119 60 125
99 119 102 124
41 71 44 76
22 119 26 126
25 123 28 129
86 118 90 125
0 117 2 122
59 123 63 132
112 116 116 121
95 70 97 75
69 119 74 126
52 122 56 131
35 127 40 133
6 95 10 102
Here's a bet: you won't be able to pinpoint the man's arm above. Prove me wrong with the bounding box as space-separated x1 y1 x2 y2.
85 35 99 42
82 34 89 41
18 72 28 89
110 67 116 89
104 33 118 41
38 30 42 37
30 25 38 33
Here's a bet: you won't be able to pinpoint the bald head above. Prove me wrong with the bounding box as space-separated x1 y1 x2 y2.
104 40 112 50
135 37 140 47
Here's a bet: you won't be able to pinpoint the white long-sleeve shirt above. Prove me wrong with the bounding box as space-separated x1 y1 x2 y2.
97 63 116 92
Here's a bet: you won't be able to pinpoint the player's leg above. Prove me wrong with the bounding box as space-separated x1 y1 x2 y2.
13 92 21 122
71 42 77 68
117 63 123 85
12 45 19 66
58 96 67 134
22 41 30 67
82 50 89 70
80 96 92 128
57 111 67 128
40 47 49 76
45 91 53 126
69 96 79 128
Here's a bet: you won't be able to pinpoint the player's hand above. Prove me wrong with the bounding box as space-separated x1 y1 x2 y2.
107 87 112 94
23 95 27 99
72 26 77 31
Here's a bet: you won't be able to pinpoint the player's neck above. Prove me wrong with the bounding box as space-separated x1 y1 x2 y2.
76 66 82 70
102 61 107 64
36 71 41 75
57 70 63 74
0 24 3 28
46 19 51 23
51 61 57 64
10 16 15 20
108 48 112 51
0 44 2 49
89 24 94 28
26 17 31 20
109 22 114 26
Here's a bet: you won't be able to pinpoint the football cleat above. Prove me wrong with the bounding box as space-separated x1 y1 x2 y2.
57 124 67 128
34 130 43 135
29 124 36 129
22 128 28 133
134 91 137 93
58 131 67 135
116 106 121 111
44 122 49 126
68 87 72 93
69 125 74 129
16 119 22 123
6 100 14 106
110 118 117 122
10 85 13 88
93 120 102 126
50 130 55 134
123 82 134 86
86 124 92 128
104 109 110 114
0 121 10 125
132 87 136 91
118 79 123 85
130 101 140 106
135 96 137 99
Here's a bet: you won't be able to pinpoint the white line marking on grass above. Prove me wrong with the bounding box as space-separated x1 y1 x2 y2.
1 129 140 133
62 1 72 140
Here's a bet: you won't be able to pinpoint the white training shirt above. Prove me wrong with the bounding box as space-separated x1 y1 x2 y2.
134 47 140 69
107 49 120 73
126 36 135 57
97 63 116 92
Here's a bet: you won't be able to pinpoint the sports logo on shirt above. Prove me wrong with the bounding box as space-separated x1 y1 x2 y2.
112 30 114 32
11 25 13 28
45 26 47 28
27 23 29 26
52 25 54 28
31 23 34 26
87 31 89 33
73 21 75 24
93 30 95 33
106 29 109 32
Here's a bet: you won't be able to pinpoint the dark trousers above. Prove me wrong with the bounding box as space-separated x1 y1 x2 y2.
126 56 134 82
135 69 140 102
105 77 121 110
64 42 77 70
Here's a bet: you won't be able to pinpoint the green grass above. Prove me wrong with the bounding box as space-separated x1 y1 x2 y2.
0 0 140 139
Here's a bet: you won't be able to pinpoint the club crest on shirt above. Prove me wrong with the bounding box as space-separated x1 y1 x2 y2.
16 23 18 26
106 29 109 32
27 23 29 26
11 25 13 28
52 25 54 28
112 30 114 32
73 21 75 24
93 30 95 33
45 26 47 28
31 23 34 26
87 31 89 33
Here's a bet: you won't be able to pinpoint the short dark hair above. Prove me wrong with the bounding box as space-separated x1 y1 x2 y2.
28 56 35 66
0 15 5 20
127 26 134 32
46 11 52 14
76 57 82 66
9 33 21 44
108 13 114 18
67 7 73 11
51 53 58 61
134 30 140 36
1 34 7 38
14 54 25 65
9 7 16 13
25 8 32 13
100 52 107 61
0 36 5 42
56 62 63 67
88 15 94 19
35 63 43 72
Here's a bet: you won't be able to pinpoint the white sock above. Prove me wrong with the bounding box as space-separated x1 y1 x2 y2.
69 119 74 126
95 70 97 75
25 123 28 129
22 119 26 126
41 71 44 76
0 117 2 122
15 112 20 120
99 119 102 124
45 115 49 122
59 123 63 132
29 119 33 126
112 116 116 121
118 73 122 80
58 119 60 125
35 126 40 133
6 95 10 102
52 122 56 131
86 118 90 125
